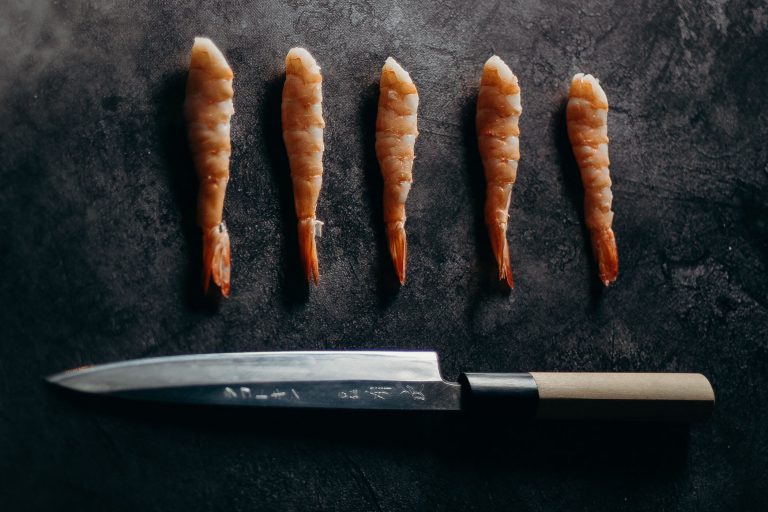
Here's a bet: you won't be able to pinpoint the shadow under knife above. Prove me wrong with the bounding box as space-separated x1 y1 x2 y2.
49 385 690 473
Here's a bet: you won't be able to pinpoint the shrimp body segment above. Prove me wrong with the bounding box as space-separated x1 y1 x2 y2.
476 56 520 288
184 37 234 297
375 57 419 285
566 73 618 286
282 48 325 284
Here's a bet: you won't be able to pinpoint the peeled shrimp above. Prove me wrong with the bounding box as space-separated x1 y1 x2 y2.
375 57 419 285
476 55 520 288
566 73 618 286
184 37 234 297
282 48 325 284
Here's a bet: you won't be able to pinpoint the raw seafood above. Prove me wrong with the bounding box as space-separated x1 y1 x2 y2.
282 48 325 284
375 57 419 285
566 73 618 286
184 37 234 297
476 55 521 288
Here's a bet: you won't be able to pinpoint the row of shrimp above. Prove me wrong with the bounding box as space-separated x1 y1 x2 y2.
184 38 618 297
478 57 618 288
284 50 419 287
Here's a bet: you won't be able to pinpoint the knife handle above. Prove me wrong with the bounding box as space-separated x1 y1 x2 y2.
460 372 715 422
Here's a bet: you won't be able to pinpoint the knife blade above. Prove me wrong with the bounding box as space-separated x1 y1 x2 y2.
46 351 715 422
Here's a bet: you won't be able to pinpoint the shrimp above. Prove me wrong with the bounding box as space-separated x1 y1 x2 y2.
282 48 325 284
375 57 419 285
476 55 521 288
184 37 234 297
566 73 618 286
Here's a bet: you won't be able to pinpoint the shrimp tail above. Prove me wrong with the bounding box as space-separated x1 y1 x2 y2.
489 222 514 288
592 227 618 286
202 223 231 297
386 222 407 285
298 218 322 285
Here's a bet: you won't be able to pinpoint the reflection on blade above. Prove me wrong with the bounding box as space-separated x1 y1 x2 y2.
46 351 462 411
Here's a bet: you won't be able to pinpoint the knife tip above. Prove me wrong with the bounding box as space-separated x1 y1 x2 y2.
44 372 67 387
44 365 93 388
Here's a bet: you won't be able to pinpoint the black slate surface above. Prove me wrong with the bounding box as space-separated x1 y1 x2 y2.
1 1 767 510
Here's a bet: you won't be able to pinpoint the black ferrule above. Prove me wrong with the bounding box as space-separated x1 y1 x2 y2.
459 373 539 418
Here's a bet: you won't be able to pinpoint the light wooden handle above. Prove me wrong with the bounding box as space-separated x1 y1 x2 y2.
529 373 715 421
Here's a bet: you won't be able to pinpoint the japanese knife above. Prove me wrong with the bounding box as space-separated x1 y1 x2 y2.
46 351 715 422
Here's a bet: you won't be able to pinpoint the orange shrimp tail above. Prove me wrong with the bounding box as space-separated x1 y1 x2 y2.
489 223 514 288
592 228 618 286
202 223 231 297
386 223 407 285
298 219 320 285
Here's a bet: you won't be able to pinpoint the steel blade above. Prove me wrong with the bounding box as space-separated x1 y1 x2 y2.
46 351 462 411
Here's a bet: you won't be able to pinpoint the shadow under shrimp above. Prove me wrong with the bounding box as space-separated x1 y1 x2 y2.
460 94 510 296
360 81 401 306
554 99 605 305
154 70 221 312
260 75 309 306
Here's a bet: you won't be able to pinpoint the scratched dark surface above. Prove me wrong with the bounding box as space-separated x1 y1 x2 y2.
1 0 767 510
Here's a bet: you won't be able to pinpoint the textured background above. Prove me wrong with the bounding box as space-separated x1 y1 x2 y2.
1 1 767 510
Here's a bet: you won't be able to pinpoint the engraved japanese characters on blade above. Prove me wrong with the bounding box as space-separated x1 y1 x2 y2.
223 386 301 401
338 384 426 402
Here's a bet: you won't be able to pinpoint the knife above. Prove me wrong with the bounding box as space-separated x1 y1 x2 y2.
46 351 715 422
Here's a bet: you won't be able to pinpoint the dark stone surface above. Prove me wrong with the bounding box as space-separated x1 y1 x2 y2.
1 1 767 510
